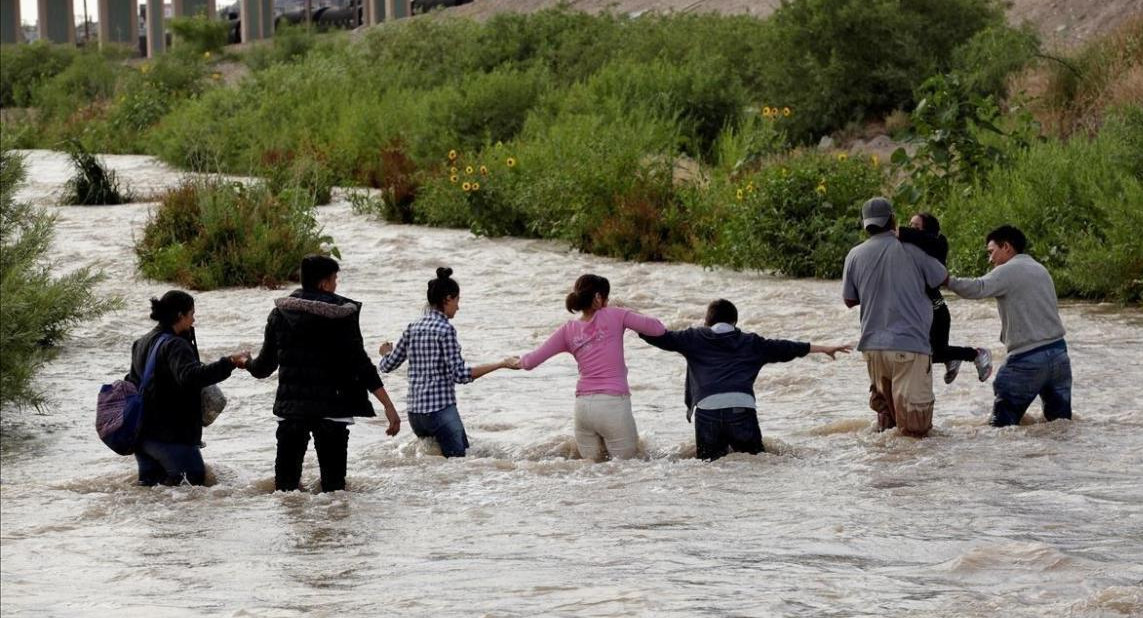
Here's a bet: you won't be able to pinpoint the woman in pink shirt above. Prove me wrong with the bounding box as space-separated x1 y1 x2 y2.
514 274 665 461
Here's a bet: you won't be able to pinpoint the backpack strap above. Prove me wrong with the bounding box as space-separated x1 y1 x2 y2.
140 333 172 391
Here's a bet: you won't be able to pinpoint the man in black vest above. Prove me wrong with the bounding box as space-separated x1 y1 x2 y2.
249 255 400 491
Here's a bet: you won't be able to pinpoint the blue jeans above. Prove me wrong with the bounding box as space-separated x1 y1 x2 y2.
409 405 469 457
992 340 1072 427
135 439 206 486
694 407 764 461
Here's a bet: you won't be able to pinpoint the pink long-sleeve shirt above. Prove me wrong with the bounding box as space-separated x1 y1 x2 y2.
520 307 666 396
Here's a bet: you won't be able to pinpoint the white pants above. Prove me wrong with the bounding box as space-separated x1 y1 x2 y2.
574 394 638 461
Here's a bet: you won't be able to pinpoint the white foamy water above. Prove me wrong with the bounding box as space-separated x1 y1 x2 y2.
3 150 1142 616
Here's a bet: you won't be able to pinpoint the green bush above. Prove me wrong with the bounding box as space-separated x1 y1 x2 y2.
135 178 336 290
1 149 119 410
243 23 322 71
61 141 132 205
950 24 1040 99
939 107 1143 302
169 15 231 56
720 151 886 278
0 42 79 107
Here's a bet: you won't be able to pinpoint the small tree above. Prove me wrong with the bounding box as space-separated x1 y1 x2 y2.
0 149 120 410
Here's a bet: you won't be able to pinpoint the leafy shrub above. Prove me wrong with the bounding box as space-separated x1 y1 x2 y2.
950 24 1040 99
720 151 886 278
135 179 336 290
169 15 230 56
61 142 132 205
243 23 321 71
939 108 1143 302
0 42 79 107
1 149 119 409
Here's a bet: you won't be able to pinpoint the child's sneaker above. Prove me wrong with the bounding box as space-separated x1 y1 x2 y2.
943 360 962 384
974 348 993 382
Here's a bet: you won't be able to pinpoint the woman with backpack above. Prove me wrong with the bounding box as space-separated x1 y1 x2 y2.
126 290 248 486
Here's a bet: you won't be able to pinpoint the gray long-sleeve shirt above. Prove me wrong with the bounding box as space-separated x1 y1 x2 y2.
947 254 1065 356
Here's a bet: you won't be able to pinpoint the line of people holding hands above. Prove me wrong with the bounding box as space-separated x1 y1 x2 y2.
125 196 1072 490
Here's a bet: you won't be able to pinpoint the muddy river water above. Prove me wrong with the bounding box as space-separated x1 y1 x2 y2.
2 151 1141 616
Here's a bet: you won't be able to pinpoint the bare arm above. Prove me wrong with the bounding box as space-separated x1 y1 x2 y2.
372 387 400 436
809 343 853 359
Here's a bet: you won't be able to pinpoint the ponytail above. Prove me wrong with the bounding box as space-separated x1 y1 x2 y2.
565 274 610 313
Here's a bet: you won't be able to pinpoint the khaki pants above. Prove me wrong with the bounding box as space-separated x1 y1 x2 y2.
863 350 934 437
574 394 639 461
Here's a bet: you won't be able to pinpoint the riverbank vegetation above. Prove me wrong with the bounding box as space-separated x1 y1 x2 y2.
0 3 1139 300
135 178 336 290
0 149 120 410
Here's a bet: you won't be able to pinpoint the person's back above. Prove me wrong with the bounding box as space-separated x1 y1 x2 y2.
843 233 943 354
254 288 376 418
842 197 947 438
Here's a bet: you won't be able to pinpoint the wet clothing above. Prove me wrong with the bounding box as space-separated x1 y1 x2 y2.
863 350 934 437
520 307 666 396
897 227 977 365
248 289 384 420
640 325 810 413
991 340 1072 427
947 254 1066 356
947 254 1070 426
249 288 383 492
574 394 639 460
378 309 473 415
408 404 469 458
842 232 948 354
694 407 764 461
126 326 235 446
135 439 206 486
274 418 350 492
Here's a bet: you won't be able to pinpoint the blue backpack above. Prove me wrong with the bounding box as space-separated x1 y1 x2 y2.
96 334 171 455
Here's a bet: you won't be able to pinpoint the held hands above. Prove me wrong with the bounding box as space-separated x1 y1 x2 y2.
503 356 522 370
378 341 394 356
811 343 853 360
229 351 252 369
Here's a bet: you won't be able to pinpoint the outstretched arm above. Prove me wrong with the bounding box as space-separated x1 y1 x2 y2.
808 343 853 359
621 310 666 337
247 316 280 379
378 328 410 373
519 325 568 370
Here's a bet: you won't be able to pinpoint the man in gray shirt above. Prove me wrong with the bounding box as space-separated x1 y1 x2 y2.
946 225 1071 427
842 197 948 437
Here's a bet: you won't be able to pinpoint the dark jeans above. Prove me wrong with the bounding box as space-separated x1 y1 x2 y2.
931 303 977 364
135 439 206 486
694 407 764 461
992 341 1072 427
409 405 469 457
275 418 350 492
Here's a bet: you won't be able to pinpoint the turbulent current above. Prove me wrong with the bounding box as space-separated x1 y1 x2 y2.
2 151 1141 617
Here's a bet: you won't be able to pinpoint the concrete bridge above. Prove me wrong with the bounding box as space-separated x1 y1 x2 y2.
0 0 412 55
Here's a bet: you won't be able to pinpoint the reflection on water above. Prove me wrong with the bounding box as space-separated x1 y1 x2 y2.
2 151 1142 616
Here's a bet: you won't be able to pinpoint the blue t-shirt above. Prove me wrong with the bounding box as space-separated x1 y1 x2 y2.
842 232 947 354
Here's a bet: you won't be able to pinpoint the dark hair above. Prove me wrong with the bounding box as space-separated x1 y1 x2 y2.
427 267 460 309
865 214 896 235
301 254 340 291
705 299 738 327
986 224 1027 253
565 274 610 313
149 290 194 327
913 212 941 235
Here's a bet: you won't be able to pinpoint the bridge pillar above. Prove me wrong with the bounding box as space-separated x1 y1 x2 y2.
173 0 216 17
37 0 76 43
145 0 165 55
1 0 20 44
384 0 410 21
239 0 272 42
363 0 385 26
98 0 135 47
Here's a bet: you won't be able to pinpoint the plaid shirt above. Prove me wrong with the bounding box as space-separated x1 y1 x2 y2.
379 309 473 414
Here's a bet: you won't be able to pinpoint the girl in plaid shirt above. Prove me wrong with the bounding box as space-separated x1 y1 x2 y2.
378 268 516 457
